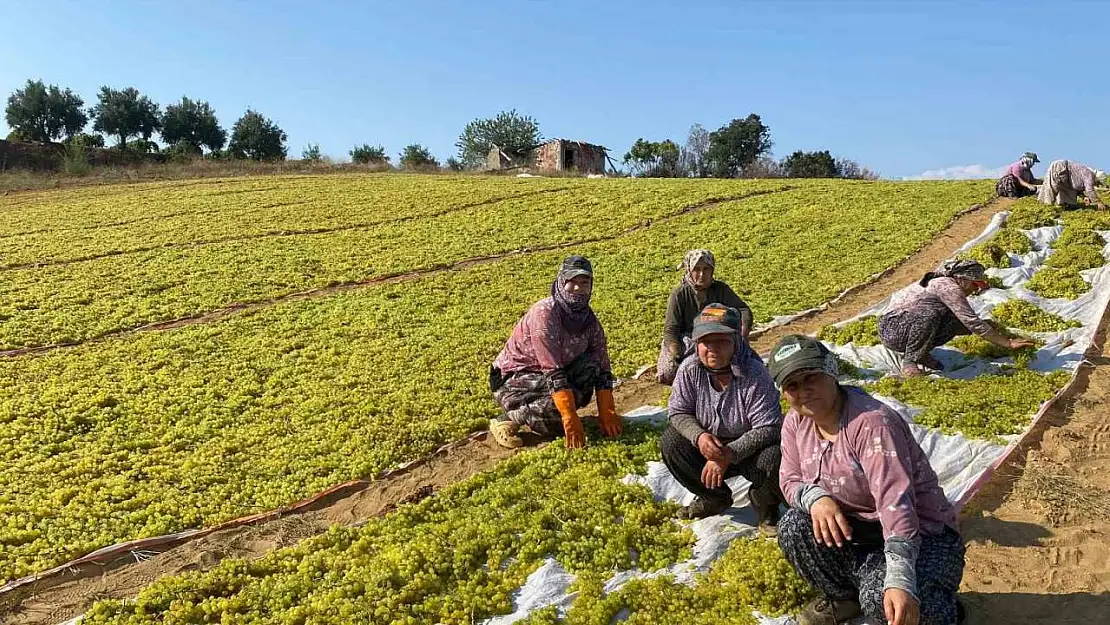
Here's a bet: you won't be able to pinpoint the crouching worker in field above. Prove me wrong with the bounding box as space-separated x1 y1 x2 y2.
488 255 622 450
1037 159 1108 210
995 152 1041 198
656 249 753 385
660 303 783 531
770 335 966 625
878 259 1033 377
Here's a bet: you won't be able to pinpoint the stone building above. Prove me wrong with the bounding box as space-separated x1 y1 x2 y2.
485 139 609 174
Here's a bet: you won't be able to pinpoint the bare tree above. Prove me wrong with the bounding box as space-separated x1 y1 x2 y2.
835 158 880 180
680 123 710 178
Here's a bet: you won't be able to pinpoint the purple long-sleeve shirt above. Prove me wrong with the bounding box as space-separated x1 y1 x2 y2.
667 342 782 457
780 386 956 597
493 298 611 375
885 276 991 336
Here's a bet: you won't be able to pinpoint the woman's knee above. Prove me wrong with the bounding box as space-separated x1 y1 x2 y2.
776 507 811 548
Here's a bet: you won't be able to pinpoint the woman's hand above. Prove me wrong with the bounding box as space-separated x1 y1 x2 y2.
701 458 729 489
1008 338 1036 350
697 432 727 461
883 588 920 625
810 496 853 548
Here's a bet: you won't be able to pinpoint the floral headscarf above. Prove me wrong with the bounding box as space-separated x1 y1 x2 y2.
550 256 597 333
680 249 716 289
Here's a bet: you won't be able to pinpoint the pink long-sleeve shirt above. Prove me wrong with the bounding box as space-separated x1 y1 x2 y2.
885 276 991 336
779 386 955 543
493 298 611 375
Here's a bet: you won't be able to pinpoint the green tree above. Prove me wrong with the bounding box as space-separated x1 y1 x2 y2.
622 138 682 177
456 109 542 169
161 97 226 154
228 109 287 160
66 132 105 149
302 143 322 163
782 150 840 178
399 144 438 169
4 79 87 142
90 86 162 148
705 114 772 178
350 144 389 164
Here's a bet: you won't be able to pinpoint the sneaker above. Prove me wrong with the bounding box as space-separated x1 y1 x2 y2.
796 596 862 625
489 418 523 449
678 496 730 520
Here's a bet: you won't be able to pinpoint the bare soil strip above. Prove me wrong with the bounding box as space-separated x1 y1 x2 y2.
0 187 790 358
0 187 571 268
0 193 1009 624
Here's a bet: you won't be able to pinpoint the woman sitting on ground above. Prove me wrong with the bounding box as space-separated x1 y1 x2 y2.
995 152 1041 198
488 255 622 449
657 249 753 385
660 303 783 531
878 259 1033 377
769 335 965 625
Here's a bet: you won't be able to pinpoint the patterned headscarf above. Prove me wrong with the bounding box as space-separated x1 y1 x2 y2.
550 256 597 333
920 258 986 287
680 249 716 289
1020 152 1039 168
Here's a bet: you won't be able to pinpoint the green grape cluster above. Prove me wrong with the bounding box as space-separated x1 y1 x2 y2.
959 228 1033 269
1045 244 1106 271
81 426 696 625
1026 267 1090 299
950 320 1040 367
1053 228 1105 248
1006 199 1062 230
991 300 1081 333
870 369 1070 439
516 538 812 625
817 316 881 346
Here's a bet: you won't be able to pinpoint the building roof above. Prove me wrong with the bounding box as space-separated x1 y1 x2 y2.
536 138 609 152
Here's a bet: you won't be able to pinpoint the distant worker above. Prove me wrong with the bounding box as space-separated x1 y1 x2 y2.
877 259 1034 377
1037 159 1108 210
489 255 622 449
660 303 783 531
995 152 1041 198
657 249 753 385
770 334 966 625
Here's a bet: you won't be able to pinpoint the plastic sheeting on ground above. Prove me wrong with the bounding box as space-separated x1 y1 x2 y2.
482 210 1110 625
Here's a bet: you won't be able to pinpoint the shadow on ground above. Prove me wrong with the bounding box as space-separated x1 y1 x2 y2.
961 591 1110 625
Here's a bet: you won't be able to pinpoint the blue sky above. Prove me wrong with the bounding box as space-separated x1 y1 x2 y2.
1 1 1105 179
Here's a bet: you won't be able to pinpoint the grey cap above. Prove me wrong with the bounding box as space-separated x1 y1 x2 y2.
767 334 838 387
560 255 594 279
691 303 741 341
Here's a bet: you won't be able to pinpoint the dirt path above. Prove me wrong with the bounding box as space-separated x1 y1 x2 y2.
0 195 1013 623
958 325 1110 623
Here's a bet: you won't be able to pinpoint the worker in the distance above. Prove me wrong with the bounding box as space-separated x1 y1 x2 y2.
770 334 966 625
656 249 753 385
489 255 622 449
877 259 1034 377
995 152 1041 198
1038 159 1108 210
660 303 783 531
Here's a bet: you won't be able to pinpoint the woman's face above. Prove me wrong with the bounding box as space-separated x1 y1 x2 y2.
782 370 839 419
956 277 986 296
689 262 714 290
696 333 735 370
563 275 593 297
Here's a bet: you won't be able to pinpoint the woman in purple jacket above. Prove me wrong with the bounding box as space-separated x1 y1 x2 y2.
769 335 966 625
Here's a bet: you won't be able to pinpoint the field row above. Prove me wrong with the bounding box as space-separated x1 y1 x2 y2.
0 179 992 582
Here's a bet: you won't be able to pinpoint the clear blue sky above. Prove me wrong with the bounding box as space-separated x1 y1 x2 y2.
2 1 1105 179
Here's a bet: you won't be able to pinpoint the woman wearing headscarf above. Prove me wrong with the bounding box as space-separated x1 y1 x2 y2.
489 255 622 449
995 152 1041 198
1037 159 1108 210
657 249 754 385
661 303 783 530
877 259 1033 377
769 335 965 625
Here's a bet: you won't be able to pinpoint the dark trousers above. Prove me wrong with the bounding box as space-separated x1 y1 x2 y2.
878 308 969 366
777 508 965 625
659 425 781 505
491 356 603 437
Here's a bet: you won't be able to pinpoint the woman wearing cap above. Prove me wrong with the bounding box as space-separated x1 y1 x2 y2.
1037 159 1108 210
660 303 783 530
995 152 1041 198
877 259 1034 377
769 334 965 625
657 249 754 385
488 255 622 449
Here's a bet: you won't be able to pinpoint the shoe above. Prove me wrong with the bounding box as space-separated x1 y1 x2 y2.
796 596 862 625
678 496 731 520
489 418 523 449
900 364 925 378
750 489 782 537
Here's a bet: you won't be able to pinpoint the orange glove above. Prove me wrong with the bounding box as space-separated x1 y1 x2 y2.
596 389 622 438
551 388 586 449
